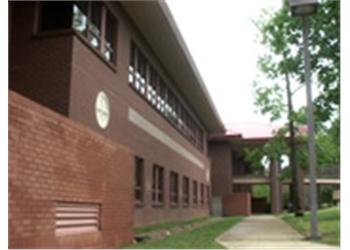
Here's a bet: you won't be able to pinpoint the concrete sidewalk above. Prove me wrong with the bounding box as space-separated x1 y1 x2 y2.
216 215 339 250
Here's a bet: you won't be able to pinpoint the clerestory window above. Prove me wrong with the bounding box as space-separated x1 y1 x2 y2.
40 1 117 63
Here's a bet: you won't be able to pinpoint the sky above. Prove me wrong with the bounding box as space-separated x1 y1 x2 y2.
166 0 314 129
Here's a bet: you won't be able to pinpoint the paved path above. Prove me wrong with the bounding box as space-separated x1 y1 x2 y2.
216 215 339 250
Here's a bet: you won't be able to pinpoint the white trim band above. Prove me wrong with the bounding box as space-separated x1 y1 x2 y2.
128 108 205 169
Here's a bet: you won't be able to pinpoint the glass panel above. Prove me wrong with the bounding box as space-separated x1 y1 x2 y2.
41 2 73 31
88 2 101 49
104 11 115 61
73 2 88 34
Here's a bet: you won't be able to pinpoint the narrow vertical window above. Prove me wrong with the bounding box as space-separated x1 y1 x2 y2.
134 157 144 206
136 51 147 95
152 165 164 206
193 180 198 206
159 81 167 114
182 176 190 207
88 1 102 49
72 1 88 34
148 66 159 107
169 171 179 206
200 183 204 206
129 44 136 85
103 11 116 61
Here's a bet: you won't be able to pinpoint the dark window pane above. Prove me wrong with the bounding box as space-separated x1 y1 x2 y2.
170 172 178 205
104 10 116 61
152 165 164 205
41 2 73 31
91 1 102 29
134 157 144 204
88 1 102 48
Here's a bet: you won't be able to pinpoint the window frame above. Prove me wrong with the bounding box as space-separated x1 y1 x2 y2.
152 165 164 207
36 1 118 68
128 43 206 152
182 176 190 207
192 180 198 207
169 171 179 207
72 1 117 64
200 183 205 206
134 156 145 207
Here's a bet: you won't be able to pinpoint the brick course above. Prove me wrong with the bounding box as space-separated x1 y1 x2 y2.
223 193 251 216
9 1 211 228
9 91 134 248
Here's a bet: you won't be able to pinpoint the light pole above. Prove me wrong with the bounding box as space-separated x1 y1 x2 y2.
288 0 320 239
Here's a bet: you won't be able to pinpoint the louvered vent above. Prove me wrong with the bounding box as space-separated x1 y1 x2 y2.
55 202 100 235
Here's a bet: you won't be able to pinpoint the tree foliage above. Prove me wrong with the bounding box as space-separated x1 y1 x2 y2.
255 0 340 122
247 0 340 171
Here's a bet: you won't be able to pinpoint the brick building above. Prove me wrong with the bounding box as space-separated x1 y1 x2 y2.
9 1 224 248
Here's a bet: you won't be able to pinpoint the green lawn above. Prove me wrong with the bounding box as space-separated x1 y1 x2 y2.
281 206 340 246
126 216 242 249
134 216 210 234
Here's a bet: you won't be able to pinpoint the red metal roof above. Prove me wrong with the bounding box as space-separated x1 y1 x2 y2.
225 122 279 139
225 122 308 140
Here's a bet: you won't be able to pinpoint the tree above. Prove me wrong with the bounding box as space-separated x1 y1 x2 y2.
254 0 340 122
250 0 340 214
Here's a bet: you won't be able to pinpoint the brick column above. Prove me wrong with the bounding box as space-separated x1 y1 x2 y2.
270 159 282 214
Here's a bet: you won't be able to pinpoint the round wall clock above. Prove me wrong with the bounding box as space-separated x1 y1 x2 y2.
95 91 110 129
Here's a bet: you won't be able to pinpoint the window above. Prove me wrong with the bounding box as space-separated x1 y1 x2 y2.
129 45 136 84
134 157 144 206
135 50 147 95
88 1 102 49
72 1 88 34
128 43 205 151
73 1 117 63
192 180 198 206
182 176 190 207
152 165 164 206
200 183 205 206
40 2 73 32
148 66 159 106
104 11 116 61
169 171 179 206
40 1 117 63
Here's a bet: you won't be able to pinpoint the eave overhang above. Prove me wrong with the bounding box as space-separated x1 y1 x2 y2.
119 1 225 133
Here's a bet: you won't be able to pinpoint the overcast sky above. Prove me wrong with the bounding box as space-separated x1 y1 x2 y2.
167 0 313 128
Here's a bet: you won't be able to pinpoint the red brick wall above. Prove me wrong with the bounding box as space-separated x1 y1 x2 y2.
67 2 211 226
208 141 233 197
9 91 134 249
9 1 211 228
223 193 251 216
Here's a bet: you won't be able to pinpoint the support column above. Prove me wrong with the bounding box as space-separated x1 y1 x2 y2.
297 167 306 211
270 159 282 214
317 184 321 207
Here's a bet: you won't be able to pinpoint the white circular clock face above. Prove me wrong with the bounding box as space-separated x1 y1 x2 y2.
95 91 110 129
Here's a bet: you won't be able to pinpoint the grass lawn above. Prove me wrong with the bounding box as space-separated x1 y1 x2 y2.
126 216 242 249
134 216 210 234
281 206 340 246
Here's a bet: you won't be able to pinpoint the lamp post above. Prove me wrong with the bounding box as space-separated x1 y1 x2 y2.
288 0 320 239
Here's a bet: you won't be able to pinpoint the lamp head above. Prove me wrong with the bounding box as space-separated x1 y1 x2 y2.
289 0 319 16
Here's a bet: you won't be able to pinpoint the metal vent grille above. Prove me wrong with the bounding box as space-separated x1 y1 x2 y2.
55 202 100 235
